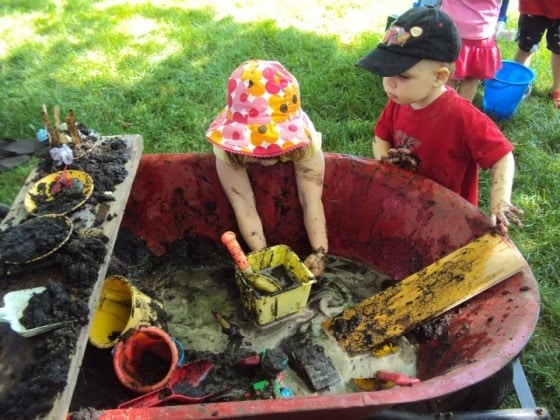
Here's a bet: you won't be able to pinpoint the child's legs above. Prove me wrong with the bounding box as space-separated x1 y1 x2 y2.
457 78 480 102
551 52 560 92
545 19 560 92
515 14 548 65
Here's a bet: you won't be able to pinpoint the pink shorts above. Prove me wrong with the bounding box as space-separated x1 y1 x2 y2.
452 37 502 80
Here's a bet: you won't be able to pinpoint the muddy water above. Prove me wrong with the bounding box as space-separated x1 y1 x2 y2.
150 255 418 396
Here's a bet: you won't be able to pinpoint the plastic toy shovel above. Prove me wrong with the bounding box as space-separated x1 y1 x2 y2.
220 231 282 294
118 359 228 408
0 287 63 337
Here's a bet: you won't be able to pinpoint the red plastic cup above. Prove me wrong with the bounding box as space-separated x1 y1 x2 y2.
113 326 179 393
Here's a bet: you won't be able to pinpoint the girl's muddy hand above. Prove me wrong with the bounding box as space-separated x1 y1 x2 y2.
304 247 327 279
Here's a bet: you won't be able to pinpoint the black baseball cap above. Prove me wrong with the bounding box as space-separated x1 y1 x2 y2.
356 6 461 77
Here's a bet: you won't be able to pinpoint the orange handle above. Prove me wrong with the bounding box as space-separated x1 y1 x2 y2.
221 231 251 272
376 370 420 386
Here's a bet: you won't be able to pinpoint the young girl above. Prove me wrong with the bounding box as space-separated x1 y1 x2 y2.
440 0 503 101
206 59 328 278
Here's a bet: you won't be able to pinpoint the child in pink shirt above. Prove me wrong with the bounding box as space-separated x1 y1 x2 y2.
440 0 503 101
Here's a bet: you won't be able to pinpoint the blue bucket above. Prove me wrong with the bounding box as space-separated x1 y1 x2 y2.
483 60 535 119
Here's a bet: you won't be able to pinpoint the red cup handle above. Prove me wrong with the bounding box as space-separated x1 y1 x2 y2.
221 231 251 272
118 387 171 409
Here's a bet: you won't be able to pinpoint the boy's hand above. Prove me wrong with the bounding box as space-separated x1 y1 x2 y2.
381 148 420 171
489 202 524 235
304 247 327 279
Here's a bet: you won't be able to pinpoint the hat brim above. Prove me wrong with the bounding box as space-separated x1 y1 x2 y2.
206 109 312 158
356 45 422 77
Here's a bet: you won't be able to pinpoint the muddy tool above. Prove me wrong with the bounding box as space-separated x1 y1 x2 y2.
281 332 340 392
322 232 528 355
352 371 419 391
220 231 282 294
117 359 227 409
0 287 64 337
212 309 242 338
238 348 289 378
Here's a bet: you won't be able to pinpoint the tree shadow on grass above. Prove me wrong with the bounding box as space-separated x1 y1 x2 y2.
0 2 384 154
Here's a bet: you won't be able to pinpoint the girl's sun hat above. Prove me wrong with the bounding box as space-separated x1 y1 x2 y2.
206 59 313 158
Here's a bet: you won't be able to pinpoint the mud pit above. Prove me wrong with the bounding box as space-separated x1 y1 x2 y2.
68 233 432 414
0 129 466 418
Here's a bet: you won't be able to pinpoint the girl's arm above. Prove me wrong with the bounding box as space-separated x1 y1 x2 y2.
295 149 328 277
215 158 267 251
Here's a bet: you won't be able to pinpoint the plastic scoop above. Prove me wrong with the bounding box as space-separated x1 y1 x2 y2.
117 359 228 408
0 287 64 337
220 231 282 294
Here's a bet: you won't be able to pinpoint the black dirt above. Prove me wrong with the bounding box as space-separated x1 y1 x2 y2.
0 215 71 264
28 175 90 216
281 331 340 392
0 126 133 419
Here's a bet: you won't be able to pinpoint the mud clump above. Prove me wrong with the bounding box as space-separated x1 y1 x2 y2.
0 215 71 264
0 129 132 419
21 280 89 329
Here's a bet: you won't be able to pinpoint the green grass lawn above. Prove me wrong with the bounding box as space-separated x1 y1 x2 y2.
1 0 558 416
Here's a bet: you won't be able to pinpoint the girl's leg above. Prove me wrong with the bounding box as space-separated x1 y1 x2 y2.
446 79 458 91
457 78 480 102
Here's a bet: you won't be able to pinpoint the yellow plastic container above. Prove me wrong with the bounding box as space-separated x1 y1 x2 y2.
235 245 316 326
89 275 165 348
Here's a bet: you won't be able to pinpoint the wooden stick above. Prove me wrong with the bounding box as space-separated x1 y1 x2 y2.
53 105 61 146
41 104 56 147
66 109 81 147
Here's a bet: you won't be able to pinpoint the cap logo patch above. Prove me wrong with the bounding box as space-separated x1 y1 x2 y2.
410 26 423 37
382 26 411 47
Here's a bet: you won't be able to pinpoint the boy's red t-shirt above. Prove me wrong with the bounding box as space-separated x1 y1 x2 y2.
519 0 560 19
374 88 513 206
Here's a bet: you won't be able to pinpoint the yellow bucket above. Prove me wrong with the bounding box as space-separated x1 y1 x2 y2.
235 244 316 326
89 275 165 348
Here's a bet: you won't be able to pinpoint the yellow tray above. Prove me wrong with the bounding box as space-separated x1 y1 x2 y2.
24 170 94 216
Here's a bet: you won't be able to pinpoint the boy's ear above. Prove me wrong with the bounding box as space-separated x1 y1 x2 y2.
435 66 451 86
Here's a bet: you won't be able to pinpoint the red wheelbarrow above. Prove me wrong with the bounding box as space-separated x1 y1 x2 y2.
96 152 539 419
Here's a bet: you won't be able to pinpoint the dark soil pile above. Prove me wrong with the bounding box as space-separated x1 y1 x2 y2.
0 215 72 264
0 125 132 419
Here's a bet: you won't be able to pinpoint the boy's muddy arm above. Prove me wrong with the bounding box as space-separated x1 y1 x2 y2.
489 152 524 235
374 136 419 170
373 135 391 160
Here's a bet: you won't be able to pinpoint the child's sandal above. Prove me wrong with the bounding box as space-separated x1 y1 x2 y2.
551 91 560 109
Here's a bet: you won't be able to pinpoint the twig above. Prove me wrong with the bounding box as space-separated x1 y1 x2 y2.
53 105 61 146
66 109 81 148
41 104 57 147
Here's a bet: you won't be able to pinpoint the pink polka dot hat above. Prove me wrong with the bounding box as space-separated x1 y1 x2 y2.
206 59 313 158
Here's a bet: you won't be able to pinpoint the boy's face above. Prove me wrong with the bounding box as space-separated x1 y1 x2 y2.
381 59 449 109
